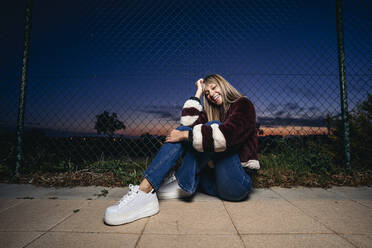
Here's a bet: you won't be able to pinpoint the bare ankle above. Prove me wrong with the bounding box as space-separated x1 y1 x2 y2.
139 178 153 193
139 185 153 193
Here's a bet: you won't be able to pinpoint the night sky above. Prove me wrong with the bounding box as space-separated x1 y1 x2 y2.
1 0 371 137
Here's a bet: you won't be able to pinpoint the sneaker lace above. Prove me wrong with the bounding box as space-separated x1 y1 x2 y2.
117 184 138 206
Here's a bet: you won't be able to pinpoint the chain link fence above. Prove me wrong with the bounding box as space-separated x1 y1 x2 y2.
1 0 371 174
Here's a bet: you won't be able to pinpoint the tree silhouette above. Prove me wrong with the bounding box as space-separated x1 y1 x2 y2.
94 111 125 136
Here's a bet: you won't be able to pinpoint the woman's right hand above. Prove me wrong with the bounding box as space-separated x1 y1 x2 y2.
195 78 204 98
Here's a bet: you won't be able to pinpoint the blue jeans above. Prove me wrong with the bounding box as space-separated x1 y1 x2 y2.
143 121 252 202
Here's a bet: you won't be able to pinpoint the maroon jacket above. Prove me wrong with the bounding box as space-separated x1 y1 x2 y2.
180 96 259 167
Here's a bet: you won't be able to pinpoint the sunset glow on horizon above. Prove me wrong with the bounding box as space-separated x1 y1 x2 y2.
58 124 329 138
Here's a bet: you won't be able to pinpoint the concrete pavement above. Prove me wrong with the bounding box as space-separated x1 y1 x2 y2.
0 183 371 248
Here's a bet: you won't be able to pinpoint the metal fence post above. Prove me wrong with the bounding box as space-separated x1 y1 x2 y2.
16 0 33 176
335 0 351 170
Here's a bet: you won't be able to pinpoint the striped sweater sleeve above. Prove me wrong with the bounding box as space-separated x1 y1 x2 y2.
190 97 256 153
180 97 207 127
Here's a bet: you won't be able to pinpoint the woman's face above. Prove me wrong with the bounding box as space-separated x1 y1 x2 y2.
204 83 223 105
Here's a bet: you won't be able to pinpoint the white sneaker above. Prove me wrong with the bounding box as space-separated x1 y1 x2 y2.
157 173 192 200
104 184 159 225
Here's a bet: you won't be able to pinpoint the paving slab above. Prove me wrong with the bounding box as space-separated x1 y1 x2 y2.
241 234 355 248
0 199 86 231
26 232 139 248
271 186 347 200
224 200 330 234
356 200 372 209
0 231 43 248
144 201 236 235
52 200 148 234
291 200 372 234
43 186 109 200
341 234 372 248
0 184 55 199
247 188 283 200
1 184 371 248
138 234 244 248
182 192 222 202
0 199 25 213
329 187 372 200
98 187 128 200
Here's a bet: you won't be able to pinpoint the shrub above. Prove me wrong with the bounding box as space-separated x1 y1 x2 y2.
327 94 372 170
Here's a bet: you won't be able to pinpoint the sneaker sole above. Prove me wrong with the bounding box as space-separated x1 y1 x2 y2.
157 190 192 200
104 203 159 226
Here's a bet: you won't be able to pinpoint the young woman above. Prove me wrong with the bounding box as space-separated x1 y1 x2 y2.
104 74 259 225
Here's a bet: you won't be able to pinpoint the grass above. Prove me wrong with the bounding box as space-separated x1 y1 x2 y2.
86 158 148 185
253 139 371 187
1 138 371 188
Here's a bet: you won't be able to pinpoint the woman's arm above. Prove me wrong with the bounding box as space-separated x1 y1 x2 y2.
180 79 208 127
165 78 206 143
190 97 256 152
194 78 204 99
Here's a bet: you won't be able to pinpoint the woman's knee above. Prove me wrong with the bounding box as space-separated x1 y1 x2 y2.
214 160 252 202
216 184 251 202
216 174 251 201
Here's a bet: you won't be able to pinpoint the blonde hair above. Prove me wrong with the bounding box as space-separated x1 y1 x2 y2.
202 74 243 121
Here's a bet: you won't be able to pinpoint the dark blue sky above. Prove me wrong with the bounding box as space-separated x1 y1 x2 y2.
1 0 371 136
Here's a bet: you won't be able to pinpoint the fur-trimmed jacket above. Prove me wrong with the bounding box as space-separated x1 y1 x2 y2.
181 96 260 169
